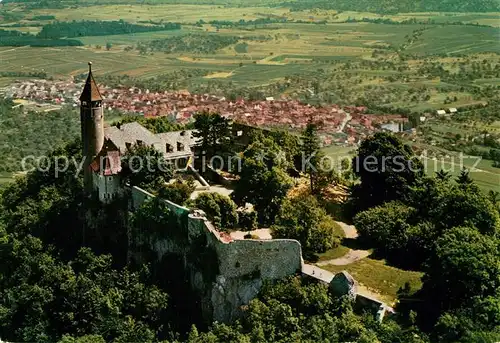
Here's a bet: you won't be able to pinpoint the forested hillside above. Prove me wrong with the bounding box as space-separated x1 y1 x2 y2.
0 128 498 342
38 20 181 39
0 30 83 47
0 99 80 172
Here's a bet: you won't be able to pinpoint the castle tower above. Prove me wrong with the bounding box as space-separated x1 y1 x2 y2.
80 62 104 193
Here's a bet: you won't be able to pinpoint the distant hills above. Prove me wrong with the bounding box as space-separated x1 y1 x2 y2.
4 0 500 13
283 0 500 13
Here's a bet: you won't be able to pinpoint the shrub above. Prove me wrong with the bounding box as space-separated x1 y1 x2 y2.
238 210 258 231
158 177 195 205
271 194 340 253
193 192 238 231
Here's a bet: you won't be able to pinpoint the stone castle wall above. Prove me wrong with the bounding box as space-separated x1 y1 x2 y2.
129 186 302 323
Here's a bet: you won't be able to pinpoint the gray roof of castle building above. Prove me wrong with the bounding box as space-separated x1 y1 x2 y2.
156 130 197 148
104 122 197 159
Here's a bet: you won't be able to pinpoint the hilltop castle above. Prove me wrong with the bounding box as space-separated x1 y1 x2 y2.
79 63 390 324
79 62 197 202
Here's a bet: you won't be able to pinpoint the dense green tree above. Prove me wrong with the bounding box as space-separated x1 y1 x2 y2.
0 29 83 47
301 121 322 194
354 201 421 265
268 130 301 173
435 169 451 182
456 168 474 187
420 226 500 326
433 311 500 343
193 112 232 158
232 135 293 224
237 210 258 231
300 121 339 194
407 176 500 235
38 20 180 39
349 132 424 213
354 174 499 269
488 190 500 210
193 192 238 231
140 34 239 55
0 99 80 173
158 178 196 205
272 194 341 253
177 276 428 343
0 140 88 254
121 143 173 192
58 334 106 343
0 232 170 343
130 196 182 241
253 167 294 224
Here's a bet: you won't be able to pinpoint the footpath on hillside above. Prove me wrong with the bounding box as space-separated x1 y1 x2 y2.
317 221 372 266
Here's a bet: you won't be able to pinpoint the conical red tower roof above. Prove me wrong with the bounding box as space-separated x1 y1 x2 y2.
80 62 103 102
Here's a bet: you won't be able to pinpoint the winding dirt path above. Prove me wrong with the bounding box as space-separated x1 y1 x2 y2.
316 249 371 266
317 221 371 266
336 221 358 239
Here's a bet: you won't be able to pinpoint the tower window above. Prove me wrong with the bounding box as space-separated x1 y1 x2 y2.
137 140 143 146
126 142 132 150
177 142 184 151
166 143 174 153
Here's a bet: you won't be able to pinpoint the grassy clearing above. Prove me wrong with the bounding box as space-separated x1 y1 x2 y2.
204 71 234 78
316 245 350 262
423 156 500 193
322 258 424 304
322 146 356 159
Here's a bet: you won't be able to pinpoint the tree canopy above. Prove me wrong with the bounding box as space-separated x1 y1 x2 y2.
120 143 173 192
349 132 424 213
272 194 341 253
0 124 498 343
192 192 238 231
192 112 232 159
232 134 293 225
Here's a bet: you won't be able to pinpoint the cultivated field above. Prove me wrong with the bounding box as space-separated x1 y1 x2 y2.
22 4 290 23
0 1 499 193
